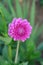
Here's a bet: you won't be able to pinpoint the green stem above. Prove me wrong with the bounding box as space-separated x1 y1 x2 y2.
8 45 12 60
14 41 20 64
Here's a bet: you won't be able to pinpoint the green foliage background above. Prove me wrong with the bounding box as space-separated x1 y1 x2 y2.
0 0 43 65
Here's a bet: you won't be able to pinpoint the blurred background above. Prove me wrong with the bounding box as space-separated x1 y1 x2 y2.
0 0 43 65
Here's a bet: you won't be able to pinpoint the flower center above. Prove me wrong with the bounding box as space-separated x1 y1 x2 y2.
18 28 24 35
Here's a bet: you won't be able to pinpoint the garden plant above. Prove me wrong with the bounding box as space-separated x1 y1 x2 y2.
0 0 43 65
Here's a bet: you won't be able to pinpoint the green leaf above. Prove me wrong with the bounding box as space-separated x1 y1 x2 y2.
26 39 35 52
30 0 35 28
2 46 9 59
23 0 30 18
28 61 35 65
30 51 40 60
37 42 43 51
0 40 4 44
0 56 11 65
41 61 43 65
35 24 43 39
19 44 27 62
19 62 28 65
39 0 43 6
15 0 23 17
31 24 39 40
0 36 12 45
2 45 12 60
0 13 7 34
7 0 16 17
0 3 12 23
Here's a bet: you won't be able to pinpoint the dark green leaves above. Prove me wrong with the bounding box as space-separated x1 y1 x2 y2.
37 42 43 51
39 0 43 6
0 56 12 65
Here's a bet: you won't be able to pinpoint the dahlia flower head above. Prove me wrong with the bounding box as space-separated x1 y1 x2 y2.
8 18 32 42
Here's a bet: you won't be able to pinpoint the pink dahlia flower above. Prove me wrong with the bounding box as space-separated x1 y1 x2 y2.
8 18 32 42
